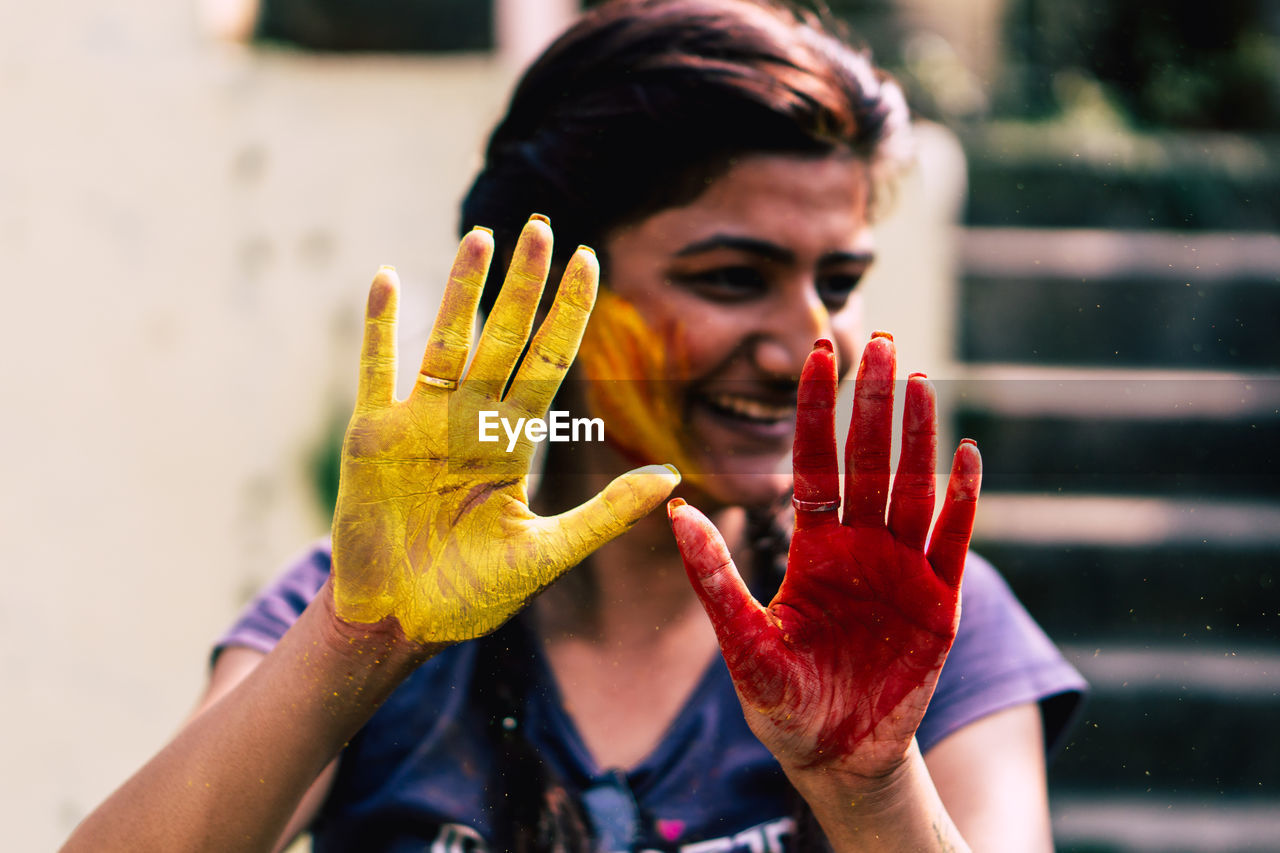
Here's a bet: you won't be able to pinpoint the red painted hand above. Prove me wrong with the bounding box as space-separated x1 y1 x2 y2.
668 335 981 781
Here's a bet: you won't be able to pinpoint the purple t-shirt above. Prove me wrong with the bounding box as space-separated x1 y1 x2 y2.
217 543 1085 852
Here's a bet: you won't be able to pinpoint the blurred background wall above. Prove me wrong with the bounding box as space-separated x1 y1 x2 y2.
2 1 1277 851
871 0 1280 850
0 1 958 849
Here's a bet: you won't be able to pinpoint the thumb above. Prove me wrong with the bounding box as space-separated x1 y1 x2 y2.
667 499 770 648
537 464 681 568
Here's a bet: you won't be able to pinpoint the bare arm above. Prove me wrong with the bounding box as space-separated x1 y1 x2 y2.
61 581 434 852
62 219 678 851
926 703 1054 852
195 647 341 852
785 740 967 852
781 702 1052 852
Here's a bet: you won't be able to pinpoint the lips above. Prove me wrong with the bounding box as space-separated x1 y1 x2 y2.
704 392 795 422
692 387 798 444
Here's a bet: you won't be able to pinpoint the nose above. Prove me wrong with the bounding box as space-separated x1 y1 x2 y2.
751 284 832 379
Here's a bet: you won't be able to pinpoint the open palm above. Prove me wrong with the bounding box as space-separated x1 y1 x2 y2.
669 335 981 779
333 219 679 645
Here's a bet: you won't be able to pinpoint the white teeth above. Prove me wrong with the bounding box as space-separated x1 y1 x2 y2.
707 393 793 421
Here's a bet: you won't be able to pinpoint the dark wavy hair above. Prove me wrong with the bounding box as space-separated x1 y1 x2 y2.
460 0 912 314
458 1 912 849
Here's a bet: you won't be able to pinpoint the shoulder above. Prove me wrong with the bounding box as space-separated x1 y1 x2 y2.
918 551 1087 754
212 540 333 659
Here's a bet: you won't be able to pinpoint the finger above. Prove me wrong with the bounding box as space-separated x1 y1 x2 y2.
537 463 681 568
667 498 773 658
414 227 493 397
463 215 554 400
842 331 896 527
504 245 599 416
356 266 400 411
887 373 938 550
927 439 982 587
792 340 840 529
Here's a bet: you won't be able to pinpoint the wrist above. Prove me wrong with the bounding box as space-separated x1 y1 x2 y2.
780 741 918 815
312 578 442 681
781 741 970 853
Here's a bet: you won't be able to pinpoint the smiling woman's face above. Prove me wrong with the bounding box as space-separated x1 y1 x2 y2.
575 152 874 509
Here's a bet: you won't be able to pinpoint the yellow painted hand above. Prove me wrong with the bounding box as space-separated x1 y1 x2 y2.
331 217 680 645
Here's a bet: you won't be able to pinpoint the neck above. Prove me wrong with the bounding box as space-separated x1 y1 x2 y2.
532 442 753 647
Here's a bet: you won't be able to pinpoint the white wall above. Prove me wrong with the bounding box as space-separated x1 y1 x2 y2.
0 4 962 848
1 9 510 848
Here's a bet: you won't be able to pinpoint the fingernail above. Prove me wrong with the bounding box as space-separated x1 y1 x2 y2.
814 338 833 352
529 213 550 224
908 371 927 380
471 225 494 235
577 244 596 256
871 330 894 341
378 264 396 272
662 463 680 477
667 497 687 513
960 438 977 446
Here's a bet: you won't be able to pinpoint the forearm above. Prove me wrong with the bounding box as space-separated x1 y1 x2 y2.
62 581 437 853
785 740 971 853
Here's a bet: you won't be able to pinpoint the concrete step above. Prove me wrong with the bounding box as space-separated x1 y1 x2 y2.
959 229 1280 283
972 493 1280 642
941 365 1280 494
973 493 1280 549
1053 795 1280 853
953 410 1278 497
977 538 1279 644
955 229 1280 368
1049 645 1280 796
962 126 1280 231
946 365 1280 420
1064 644 1280 700
936 363 1274 494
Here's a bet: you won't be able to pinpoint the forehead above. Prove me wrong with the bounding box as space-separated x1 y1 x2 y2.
611 153 874 258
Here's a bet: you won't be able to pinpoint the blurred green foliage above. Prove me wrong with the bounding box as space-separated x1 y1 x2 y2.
968 1 1280 228
998 0 1280 130
310 408 346 520
962 122 1280 228
256 0 492 51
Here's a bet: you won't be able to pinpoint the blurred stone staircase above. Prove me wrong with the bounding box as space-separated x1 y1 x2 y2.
950 195 1280 848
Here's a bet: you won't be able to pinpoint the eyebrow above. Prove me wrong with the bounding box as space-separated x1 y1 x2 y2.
672 233 874 266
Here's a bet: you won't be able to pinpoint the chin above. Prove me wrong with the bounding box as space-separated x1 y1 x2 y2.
680 461 793 512
676 409 796 510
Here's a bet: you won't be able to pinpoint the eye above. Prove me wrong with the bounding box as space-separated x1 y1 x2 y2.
818 271 866 308
671 266 768 301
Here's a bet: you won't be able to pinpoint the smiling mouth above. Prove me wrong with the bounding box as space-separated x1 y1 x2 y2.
703 392 796 424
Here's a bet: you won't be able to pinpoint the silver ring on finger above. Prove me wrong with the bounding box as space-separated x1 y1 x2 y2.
417 373 458 391
792 496 840 513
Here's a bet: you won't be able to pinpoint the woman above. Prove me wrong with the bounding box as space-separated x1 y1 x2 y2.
63 1 1084 850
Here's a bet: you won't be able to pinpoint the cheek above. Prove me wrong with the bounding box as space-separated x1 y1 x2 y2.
576 289 682 384
575 290 705 474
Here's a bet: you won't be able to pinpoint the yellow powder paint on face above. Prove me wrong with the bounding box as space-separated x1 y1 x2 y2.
576 289 707 488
